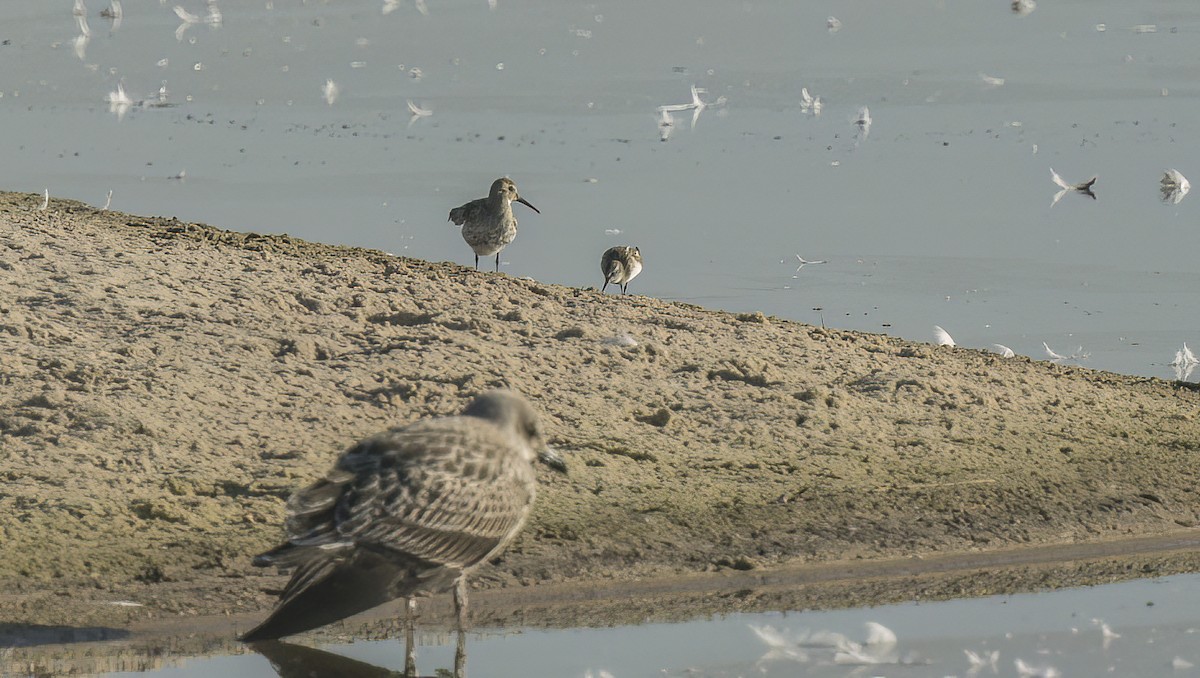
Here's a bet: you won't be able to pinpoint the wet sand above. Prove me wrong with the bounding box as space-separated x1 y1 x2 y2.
3 191 1200 671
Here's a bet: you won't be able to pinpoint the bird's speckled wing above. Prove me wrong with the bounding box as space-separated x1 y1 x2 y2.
448 198 485 226
286 418 535 570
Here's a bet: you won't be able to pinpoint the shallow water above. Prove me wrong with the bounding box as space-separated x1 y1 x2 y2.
98 573 1200 676
3 0 1200 379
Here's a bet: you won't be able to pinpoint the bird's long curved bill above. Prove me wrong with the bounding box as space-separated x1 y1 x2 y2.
516 197 540 214
539 446 567 473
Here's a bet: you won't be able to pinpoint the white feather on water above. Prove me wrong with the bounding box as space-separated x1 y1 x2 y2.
933 325 955 347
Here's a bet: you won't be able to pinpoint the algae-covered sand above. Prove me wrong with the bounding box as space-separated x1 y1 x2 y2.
2 191 1200 652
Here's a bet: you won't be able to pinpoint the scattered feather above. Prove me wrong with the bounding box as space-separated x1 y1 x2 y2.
965 649 1000 673
980 73 1005 87
1012 0 1036 16
1043 341 1088 363
794 254 827 271
322 79 339 105
173 5 200 23
656 84 724 130
602 334 638 348
992 344 1015 358
1173 656 1195 670
827 16 841 32
101 0 123 26
102 189 113 211
1161 169 1190 205
749 624 810 663
106 82 133 120
1171 343 1198 368
1015 658 1061 677
39 189 49 211
1050 167 1097 205
1043 342 1067 361
72 33 90 60
933 325 955 347
205 0 222 24
864 622 896 648
658 108 674 141
855 106 871 140
800 87 822 116
1050 167 1097 192
406 99 431 117
1100 622 1120 648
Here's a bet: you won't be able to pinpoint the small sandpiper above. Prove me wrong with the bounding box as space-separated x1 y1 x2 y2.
448 177 540 272
600 245 643 295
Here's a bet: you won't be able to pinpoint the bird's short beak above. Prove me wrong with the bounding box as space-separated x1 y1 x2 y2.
538 446 567 474
515 197 540 214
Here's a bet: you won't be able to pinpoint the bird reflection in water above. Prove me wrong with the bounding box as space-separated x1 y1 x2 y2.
250 631 466 678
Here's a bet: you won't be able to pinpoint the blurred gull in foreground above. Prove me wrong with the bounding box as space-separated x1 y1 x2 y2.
242 390 566 678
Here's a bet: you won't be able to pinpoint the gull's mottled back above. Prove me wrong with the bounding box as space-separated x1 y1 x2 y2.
242 390 563 642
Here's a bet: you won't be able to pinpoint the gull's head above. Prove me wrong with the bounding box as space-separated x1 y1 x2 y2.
463 390 565 473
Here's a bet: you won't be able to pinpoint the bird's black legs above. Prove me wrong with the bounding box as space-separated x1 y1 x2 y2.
454 578 468 676
474 254 479 270
404 597 417 678
494 253 500 272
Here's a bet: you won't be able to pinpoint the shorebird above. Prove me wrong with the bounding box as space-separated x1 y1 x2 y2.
448 178 540 272
600 245 642 295
241 390 567 645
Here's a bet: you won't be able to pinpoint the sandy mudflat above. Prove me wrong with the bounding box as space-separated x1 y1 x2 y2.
3 191 1200 669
